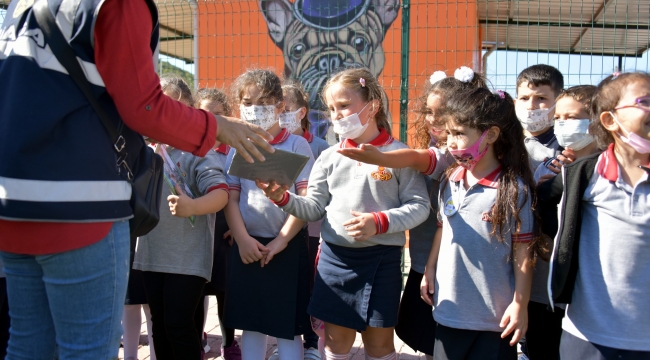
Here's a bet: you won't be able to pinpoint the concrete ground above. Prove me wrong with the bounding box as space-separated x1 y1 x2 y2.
118 250 429 360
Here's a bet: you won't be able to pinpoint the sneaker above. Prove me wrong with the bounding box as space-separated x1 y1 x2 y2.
304 347 321 360
222 340 242 360
203 332 211 354
268 348 279 360
518 355 529 360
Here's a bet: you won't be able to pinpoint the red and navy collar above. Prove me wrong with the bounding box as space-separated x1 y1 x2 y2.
214 143 231 155
269 128 291 145
340 129 394 149
597 143 650 182
449 165 502 188
302 129 313 143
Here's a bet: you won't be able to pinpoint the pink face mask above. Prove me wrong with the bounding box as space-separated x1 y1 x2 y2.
610 111 650 154
448 130 490 170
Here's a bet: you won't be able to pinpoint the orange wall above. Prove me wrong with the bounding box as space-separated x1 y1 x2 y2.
196 0 480 141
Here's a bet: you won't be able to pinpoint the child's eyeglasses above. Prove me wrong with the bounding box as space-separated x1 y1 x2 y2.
614 96 650 112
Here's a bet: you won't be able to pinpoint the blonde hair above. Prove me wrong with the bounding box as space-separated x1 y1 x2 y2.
322 68 392 133
282 82 311 131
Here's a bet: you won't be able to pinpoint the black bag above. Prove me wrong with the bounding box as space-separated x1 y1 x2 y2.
33 0 163 237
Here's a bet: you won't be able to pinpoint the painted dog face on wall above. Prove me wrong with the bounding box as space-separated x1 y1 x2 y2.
259 0 400 137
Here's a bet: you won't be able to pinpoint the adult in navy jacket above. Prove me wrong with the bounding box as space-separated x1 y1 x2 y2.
0 1 273 358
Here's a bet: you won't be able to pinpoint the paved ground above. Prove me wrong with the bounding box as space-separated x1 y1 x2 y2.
118 251 429 360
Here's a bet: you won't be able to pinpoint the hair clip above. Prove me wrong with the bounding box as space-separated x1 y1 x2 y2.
612 71 621 79
496 90 506 99
359 78 366 88
454 66 474 83
429 71 447 85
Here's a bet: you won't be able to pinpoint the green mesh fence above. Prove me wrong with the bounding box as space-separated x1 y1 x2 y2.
1 0 649 283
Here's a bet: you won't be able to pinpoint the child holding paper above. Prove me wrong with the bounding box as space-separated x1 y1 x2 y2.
133 76 230 360
223 69 315 360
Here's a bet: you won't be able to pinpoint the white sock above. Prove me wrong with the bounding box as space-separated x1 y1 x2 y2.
241 331 268 360
143 304 156 360
324 348 349 360
277 336 304 360
367 351 397 360
122 305 142 359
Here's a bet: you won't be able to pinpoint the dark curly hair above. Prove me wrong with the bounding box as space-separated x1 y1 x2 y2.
231 69 283 109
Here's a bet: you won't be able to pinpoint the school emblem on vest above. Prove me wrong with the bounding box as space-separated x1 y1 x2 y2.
443 196 457 216
371 166 392 181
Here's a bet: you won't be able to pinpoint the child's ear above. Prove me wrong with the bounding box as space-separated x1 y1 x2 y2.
298 106 307 120
486 126 501 144
600 111 619 132
369 99 381 117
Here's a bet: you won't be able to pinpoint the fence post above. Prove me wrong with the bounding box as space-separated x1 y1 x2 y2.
399 0 410 143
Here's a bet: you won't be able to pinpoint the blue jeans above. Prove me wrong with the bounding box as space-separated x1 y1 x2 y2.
0 221 130 360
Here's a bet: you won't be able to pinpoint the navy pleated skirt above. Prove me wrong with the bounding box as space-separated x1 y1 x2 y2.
308 241 402 332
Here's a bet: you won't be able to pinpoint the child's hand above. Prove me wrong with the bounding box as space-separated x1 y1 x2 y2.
255 180 289 203
420 266 436 306
342 210 377 241
167 184 195 218
238 235 269 264
336 144 382 165
260 237 290 267
500 301 528 346
223 229 233 246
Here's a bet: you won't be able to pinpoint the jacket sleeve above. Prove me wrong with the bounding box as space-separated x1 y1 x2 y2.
537 172 565 239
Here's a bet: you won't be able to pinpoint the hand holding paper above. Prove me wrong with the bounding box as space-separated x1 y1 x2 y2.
256 180 289 203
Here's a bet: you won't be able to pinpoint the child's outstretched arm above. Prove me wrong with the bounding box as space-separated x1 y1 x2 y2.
257 156 330 222
421 227 443 306
261 188 308 267
500 242 533 345
224 190 269 264
337 144 433 173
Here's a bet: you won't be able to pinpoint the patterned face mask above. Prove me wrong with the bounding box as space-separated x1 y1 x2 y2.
447 130 490 171
516 105 556 132
279 108 304 133
239 103 280 130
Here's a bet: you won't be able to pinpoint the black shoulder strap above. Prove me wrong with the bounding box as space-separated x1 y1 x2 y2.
32 0 126 154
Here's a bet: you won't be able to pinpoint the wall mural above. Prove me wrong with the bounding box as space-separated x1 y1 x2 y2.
259 0 401 138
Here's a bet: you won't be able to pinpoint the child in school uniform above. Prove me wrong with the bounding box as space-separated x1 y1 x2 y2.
133 76 230 360
391 68 488 359
223 69 315 360
194 88 242 360
539 72 650 360
257 68 430 360
417 88 537 360
535 85 600 185
511 64 566 360
279 82 330 360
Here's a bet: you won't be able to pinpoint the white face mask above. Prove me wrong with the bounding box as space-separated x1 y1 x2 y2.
333 103 370 140
279 108 303 133
516 104 556 132
239 103 279 130
554 119 594 150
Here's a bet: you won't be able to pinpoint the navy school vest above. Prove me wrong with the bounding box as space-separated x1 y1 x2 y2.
0 0 159 222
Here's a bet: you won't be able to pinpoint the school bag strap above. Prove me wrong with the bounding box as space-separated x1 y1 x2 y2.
33 0 164 237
